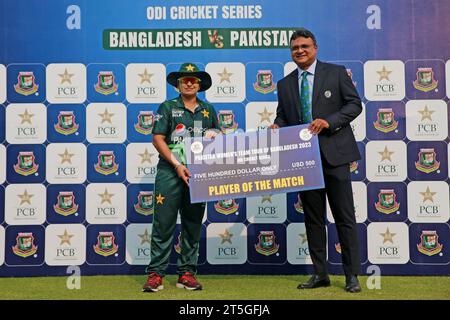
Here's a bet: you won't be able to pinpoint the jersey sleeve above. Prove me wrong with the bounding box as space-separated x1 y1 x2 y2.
151 103 171 136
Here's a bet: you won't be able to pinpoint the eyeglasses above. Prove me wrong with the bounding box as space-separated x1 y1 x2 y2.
178 77 201 85
290 44 315 52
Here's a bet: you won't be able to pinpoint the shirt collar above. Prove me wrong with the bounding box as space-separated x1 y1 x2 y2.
297 59 317 78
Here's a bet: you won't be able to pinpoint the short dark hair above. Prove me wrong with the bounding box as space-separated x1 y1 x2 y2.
290 28 317 46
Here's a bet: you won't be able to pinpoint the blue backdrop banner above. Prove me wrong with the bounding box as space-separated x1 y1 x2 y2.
0 0 449 276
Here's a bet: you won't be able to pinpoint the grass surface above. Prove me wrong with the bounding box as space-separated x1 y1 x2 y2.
0 275 449 300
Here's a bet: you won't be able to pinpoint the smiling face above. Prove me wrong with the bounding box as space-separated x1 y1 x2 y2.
178 76 200 98
290 36 318 70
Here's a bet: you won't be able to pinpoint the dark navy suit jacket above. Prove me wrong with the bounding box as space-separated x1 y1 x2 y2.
274 60 362 166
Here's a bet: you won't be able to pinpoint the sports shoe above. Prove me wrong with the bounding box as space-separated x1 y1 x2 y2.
142 272 164 292
176 272 203 290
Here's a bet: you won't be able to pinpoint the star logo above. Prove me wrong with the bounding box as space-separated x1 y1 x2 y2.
58 68 74 85
139 148 155 165
420 186 436 203
138 229 151 245
156 193 165 205
98 189 114 205
418 105 435 121
99 109 114 124
377 66 392 81
378 146 394 162
138 68 153 84
258 107 274 123
217 68 233 83
58 229 74 246
58 148 75 164
380 227 396 244
299 233 308 245
219 229 234 244
261 195 272 204
185 64 195 72
18 109 34 125
18 189 34 205
201 109 210 118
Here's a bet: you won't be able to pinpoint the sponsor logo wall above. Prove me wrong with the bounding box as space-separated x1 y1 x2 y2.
0 0 449 276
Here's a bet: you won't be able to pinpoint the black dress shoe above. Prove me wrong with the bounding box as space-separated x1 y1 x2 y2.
297 275 331 289
345 275 362 293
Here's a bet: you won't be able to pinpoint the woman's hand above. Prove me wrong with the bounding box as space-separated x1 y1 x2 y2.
175 164 191 186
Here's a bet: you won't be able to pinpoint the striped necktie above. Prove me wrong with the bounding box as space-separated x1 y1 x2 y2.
300 71 312 124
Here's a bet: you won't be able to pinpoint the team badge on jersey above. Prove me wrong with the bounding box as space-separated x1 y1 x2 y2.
53 191 78 216
94 151 119 175
14 72 39 96
54 111 79 135
375 189 400 214
134 111 154 135
218 110 238 134
95 71 118 95
255 231 279 256
93 232 118 257
415 148 440 173
134 191 154 216
417 230 443 256
14 151 39 176
413 68 438 92
12 232 38 258
294 193 304 214
214 199 239 215
253 70 276 94
374 108 398 133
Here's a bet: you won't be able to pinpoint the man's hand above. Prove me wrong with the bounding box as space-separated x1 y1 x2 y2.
204 129 220 139
308 119 329 135
176 164 191 186
269 124 280 129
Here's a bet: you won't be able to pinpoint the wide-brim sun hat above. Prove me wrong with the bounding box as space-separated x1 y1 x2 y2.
167 62 212 92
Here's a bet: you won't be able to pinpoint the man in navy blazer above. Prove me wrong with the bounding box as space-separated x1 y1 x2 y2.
271 28 362 293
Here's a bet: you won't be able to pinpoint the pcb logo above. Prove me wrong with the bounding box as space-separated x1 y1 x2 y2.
417 230 443 256
94 71 118 95
53 191 78 216
12 232 38 258
374 108 398 133
218 110 238 134
93 232 118 257
413 68 438 92
134 111 154 135
94 151 119 175
294 193 304 214
375 189 400 214
14 151 39 176
415 148 440 173
54 111 79 135
14 71 39 96
214 199 239 215
253 70 276 94
134 191 154 216
255 231 279 256
335 243 342 254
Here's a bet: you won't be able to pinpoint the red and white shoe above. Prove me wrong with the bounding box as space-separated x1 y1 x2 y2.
176 272 203 290
142 272 164 292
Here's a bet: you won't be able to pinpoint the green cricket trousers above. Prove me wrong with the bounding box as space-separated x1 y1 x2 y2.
145 165 205 276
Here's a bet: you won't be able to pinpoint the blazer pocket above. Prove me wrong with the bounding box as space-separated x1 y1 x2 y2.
333 127 354 154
